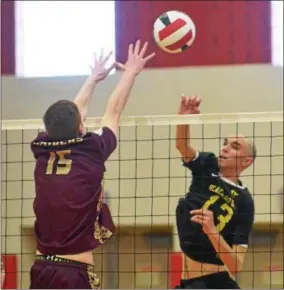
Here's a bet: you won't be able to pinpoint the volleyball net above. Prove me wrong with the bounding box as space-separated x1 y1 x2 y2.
1 111 283 289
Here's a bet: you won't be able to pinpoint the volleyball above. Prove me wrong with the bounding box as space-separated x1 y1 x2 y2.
153 11 196 54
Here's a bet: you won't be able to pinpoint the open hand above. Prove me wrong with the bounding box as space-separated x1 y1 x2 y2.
179 95 201 115
190 208 217 235
90 49 115 83
116 40 155 75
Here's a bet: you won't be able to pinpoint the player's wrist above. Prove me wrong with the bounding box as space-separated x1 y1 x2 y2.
88 75 100 85
118 69 138 82
122 68 139 77
207 226 218 236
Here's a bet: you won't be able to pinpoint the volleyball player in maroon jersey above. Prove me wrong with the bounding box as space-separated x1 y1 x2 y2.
29 41 155 289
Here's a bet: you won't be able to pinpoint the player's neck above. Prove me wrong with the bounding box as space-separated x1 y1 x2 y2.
219 169 240 185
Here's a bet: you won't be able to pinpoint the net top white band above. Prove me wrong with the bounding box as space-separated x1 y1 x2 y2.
1 111 283 130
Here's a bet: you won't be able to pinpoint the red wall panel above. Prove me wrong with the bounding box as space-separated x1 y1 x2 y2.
169 252 182 288
2 255 18 289
1 1 271 74
1 0 15 75
115 1 271 68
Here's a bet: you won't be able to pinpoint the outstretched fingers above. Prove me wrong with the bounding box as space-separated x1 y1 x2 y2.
144 52 156 62
133 40 141 56
105 62 116 74
98 48 104 62
128 43 134 60
102 51 113 64
129 40 155 62
138 41 148 58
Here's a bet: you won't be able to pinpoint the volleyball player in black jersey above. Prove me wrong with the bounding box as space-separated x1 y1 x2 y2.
175 95 256 289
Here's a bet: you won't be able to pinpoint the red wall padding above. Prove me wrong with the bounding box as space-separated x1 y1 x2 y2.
1 2 272 73
115 1 271 68
2 255 18 289
169 252 182 288
1 0 15 75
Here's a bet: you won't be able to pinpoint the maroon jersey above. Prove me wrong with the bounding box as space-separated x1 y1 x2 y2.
30 127 117 255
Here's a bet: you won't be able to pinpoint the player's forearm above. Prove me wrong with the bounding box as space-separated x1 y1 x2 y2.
74 76 99 122
207 231 243 274
176 124 196 161
105 71 136 117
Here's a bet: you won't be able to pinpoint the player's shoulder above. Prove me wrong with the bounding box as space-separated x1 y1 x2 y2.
191 151 219 169
197 151 218 166
184 151 218 165
31 131 48 143
196 151 217 160
237 185 254 208
87 126 116 140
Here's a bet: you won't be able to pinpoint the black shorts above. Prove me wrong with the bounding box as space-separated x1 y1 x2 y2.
175 272 240 289
30 255 100 289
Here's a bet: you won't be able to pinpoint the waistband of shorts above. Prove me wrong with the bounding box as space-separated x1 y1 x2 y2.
35 254 94 270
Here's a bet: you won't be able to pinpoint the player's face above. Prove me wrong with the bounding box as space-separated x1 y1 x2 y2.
218 136 252 171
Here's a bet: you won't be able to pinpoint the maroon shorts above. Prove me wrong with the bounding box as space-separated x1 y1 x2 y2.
29 255 100 289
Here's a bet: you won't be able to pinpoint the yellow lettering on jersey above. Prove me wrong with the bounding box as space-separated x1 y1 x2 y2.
217 202 234 232
230 189 238 198
33 137 84 147
75 137 83 143
209 184 235 209
46 150 72 175
202 195 235 233
68 138 77 144
209 185 224 195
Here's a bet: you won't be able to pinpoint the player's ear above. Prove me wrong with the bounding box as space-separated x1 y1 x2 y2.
243 157 253 168
79 123 84 135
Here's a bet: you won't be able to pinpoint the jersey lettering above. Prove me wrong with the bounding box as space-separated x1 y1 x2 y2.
202 195 234 232
46 150 72 175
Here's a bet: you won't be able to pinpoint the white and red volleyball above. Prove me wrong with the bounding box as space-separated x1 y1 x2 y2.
153 11 196 54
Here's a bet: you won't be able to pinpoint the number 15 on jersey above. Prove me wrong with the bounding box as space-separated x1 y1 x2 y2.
46 150 72 175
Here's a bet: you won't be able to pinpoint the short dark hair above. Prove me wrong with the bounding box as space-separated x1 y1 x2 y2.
43 100 81 140
248 141 257 162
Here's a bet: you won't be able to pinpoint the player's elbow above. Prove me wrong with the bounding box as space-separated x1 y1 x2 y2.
101 114 119 137
228 256 244 275
176 137 183 149
175 140 181 151
176 146 196 163
176 139 188 154
175 142 185 158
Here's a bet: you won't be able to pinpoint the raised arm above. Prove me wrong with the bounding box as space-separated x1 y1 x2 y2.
101 40 155 137
74 50 115 122
176 95 201 162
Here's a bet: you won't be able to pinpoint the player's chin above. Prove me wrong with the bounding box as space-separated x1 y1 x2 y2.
218 158 233 169
218 157 226 167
